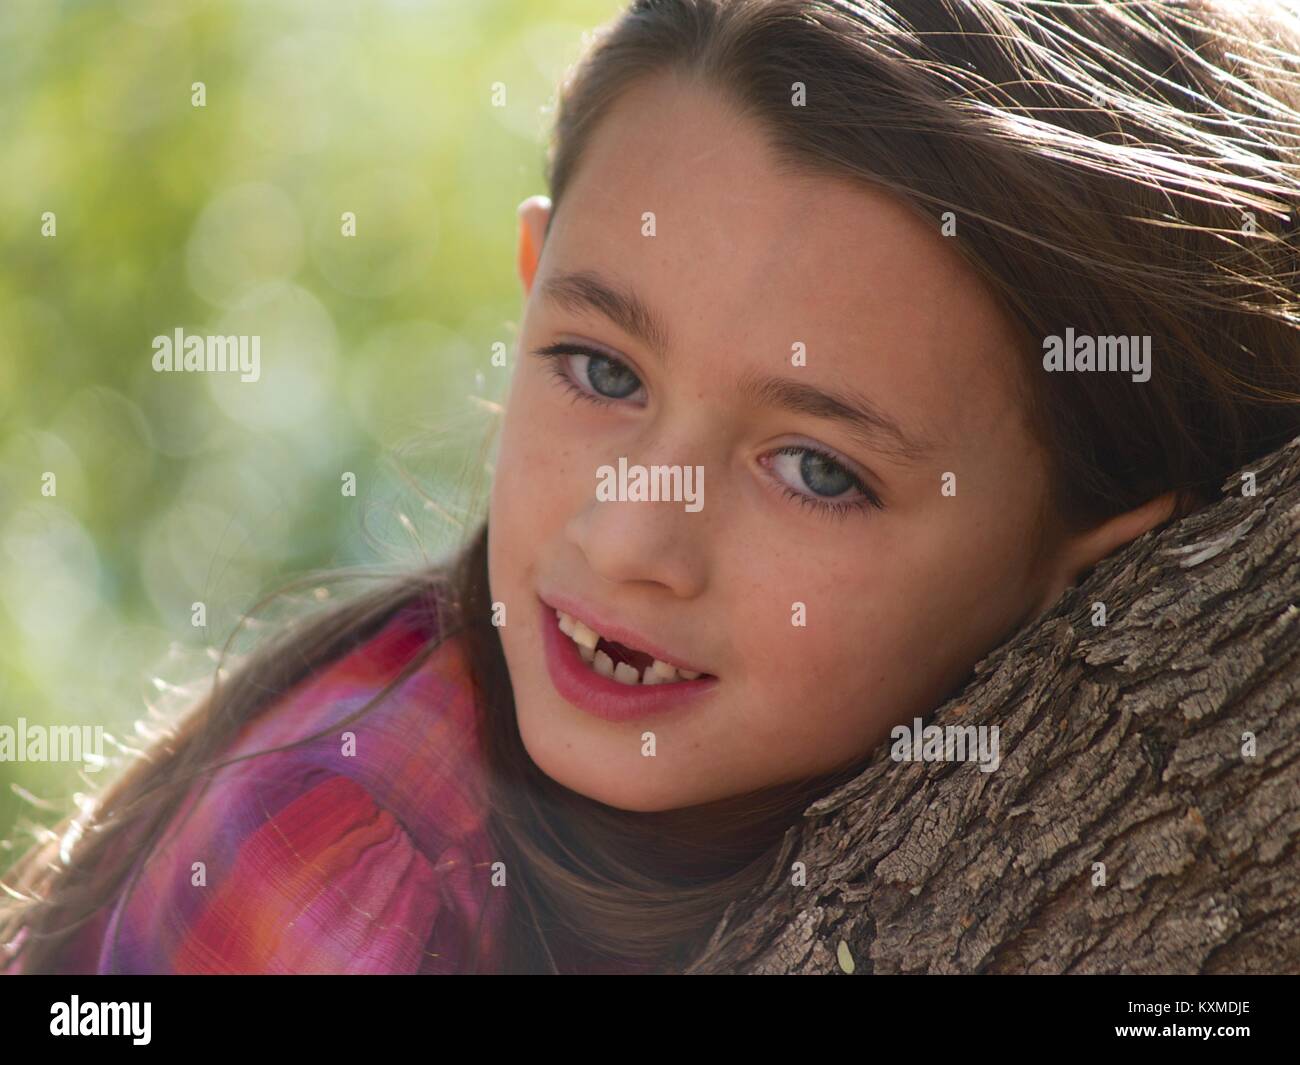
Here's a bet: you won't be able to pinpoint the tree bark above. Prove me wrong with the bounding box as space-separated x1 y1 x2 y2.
686 435 1300 974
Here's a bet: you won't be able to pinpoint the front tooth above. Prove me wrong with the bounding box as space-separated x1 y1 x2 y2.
557 610 576 637
612 662 640 685
571 620 599 651
577 643 595 663
593 649 615 677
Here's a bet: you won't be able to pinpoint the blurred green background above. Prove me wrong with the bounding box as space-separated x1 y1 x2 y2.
0 0 622 857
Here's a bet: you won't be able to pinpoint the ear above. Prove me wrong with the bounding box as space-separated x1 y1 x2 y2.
516 195 552 297
1033 489 1179 614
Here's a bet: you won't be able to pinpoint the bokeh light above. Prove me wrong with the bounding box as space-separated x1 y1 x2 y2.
0 0 625 849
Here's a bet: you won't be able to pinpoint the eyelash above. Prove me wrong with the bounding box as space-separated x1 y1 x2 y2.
529 344 884 522
533 343 644 407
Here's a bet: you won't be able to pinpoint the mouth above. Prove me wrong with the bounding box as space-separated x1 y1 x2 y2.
536 596 718 722
553 606 714 686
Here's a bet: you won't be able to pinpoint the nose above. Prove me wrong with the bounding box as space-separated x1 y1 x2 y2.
565 460 710 597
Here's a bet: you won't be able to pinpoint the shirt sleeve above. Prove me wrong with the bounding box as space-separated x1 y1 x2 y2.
25 607 501 976
91 768 463 974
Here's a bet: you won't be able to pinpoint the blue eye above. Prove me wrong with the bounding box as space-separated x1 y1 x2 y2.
529 344 884 522
530 343 644 405
763 445 883 522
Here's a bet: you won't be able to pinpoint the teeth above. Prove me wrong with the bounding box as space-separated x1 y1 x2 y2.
613 662 640 685
570 619 599 651
555 608 707 686
647 659 678 682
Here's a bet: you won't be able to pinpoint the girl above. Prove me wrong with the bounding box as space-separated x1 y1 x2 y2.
3 0 1299 974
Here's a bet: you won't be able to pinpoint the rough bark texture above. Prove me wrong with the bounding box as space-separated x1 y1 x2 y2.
686 436 1300 975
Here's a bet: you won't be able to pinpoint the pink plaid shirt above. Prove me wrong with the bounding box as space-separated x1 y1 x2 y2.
8 601 652 974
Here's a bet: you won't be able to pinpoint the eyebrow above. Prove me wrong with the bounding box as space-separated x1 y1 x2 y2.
734 370 933 461
539 270 673 362
538 268 934 461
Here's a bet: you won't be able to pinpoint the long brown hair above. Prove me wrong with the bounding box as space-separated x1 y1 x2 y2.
5 0 1300 973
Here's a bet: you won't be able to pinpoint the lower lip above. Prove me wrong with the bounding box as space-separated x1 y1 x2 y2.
538 598 719 723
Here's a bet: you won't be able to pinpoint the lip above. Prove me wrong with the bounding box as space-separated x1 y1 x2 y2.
537 597 719 723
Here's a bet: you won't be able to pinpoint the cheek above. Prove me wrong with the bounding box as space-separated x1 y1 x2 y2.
815 507 1044 723
722 615 894 777
489 387 553 597
497 373 590 497
726 540 1008 762
725 569 888 741
896 485 1047 640
494 386 564 517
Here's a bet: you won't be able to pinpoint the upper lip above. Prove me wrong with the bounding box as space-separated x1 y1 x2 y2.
539 591 715 677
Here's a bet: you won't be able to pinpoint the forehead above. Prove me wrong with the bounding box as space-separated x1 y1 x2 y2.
543 72 1030 449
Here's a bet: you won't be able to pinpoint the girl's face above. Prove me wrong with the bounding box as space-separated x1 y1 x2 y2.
488 73 1164 812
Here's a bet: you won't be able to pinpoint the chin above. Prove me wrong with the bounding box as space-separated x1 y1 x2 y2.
515 717 688 813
